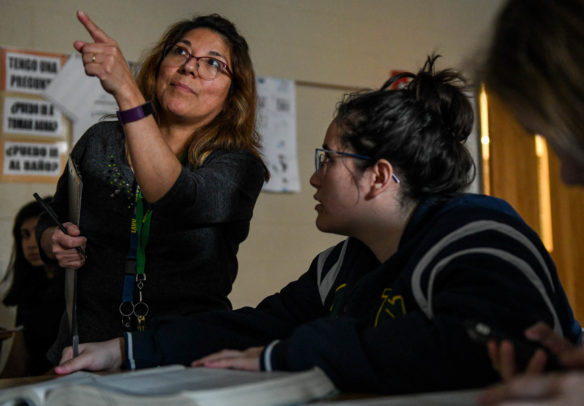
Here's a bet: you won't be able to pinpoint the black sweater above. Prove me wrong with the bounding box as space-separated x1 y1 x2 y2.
37 121 265 363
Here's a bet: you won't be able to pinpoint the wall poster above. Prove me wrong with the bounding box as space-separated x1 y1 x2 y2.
0 47 69 182
257 76 300 193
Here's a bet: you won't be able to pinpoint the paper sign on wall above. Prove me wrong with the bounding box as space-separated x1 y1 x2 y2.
257 77 300 193
3 96 63 136
3 51 62 95
2 140 66 177
0 47 69 183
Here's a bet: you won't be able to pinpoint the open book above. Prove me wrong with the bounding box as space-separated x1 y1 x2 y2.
0 365 337 406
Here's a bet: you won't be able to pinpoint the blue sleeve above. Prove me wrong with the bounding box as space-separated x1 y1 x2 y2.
264 209 580 393
127 255 326 368
266 310 492 393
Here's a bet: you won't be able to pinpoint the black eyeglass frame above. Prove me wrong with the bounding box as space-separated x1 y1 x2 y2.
162 43 233 79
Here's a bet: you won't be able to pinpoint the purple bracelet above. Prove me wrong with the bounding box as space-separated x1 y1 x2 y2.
117 101 153 125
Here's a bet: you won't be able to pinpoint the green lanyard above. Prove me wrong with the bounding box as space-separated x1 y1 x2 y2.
121 151 185 331
120 185 151 332
133 186 151 330
135 187 152 276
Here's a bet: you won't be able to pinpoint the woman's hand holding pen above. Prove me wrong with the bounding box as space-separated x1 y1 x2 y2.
74 10 141 108
55 338 125 375
48 223 87 270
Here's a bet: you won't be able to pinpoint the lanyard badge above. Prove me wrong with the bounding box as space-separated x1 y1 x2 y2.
119 186 150 331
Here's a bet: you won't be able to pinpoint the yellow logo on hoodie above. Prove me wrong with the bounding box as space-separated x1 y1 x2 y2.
374 288 406 326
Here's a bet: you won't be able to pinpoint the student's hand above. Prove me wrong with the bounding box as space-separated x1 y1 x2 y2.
523 323 584 369
478 372 584 405
191 347 264 371
50 223 86 270
74 10 136 102
55 337 124 374
487 339 549 380
488 322 584 381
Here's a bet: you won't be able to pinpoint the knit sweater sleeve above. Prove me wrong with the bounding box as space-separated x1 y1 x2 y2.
150 150 265 226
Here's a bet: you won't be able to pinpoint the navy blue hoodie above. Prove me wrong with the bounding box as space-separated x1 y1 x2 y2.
127 194 581 394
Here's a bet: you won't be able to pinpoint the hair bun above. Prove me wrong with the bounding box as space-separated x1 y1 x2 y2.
407 55 474 144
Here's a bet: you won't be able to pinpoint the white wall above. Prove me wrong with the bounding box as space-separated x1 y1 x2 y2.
0 0 504 315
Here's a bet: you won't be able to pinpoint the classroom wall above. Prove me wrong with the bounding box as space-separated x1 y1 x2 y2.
0 0 505 315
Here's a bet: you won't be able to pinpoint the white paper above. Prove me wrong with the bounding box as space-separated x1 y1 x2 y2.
42 54 101 122
42 54 117 146
5 51 61 95
256 77 300 193
0 365 335 406
3 140 67 177
3 96 63 137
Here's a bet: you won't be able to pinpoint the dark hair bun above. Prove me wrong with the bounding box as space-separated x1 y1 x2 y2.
403 55 473 144
337 54 476 200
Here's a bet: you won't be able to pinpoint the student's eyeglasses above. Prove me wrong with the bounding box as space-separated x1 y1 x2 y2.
314 148 400 183
163 43 232 80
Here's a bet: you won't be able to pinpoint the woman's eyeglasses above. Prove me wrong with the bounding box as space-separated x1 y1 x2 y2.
314 148 400 183
163 44 232 80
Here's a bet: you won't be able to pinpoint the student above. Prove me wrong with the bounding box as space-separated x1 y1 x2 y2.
474 0 584 403
36 11 268 365
54 56 580 395
1 197 64 376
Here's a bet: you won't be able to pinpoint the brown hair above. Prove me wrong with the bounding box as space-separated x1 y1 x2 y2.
481 0 584 164
136 14 269 180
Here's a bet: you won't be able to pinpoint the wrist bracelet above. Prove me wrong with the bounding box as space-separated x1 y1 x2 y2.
117 101 153 125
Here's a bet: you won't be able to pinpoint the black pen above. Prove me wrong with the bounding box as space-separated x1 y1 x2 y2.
33 193 87 259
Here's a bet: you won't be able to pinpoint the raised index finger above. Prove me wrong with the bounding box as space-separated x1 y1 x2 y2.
77 10 113 44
